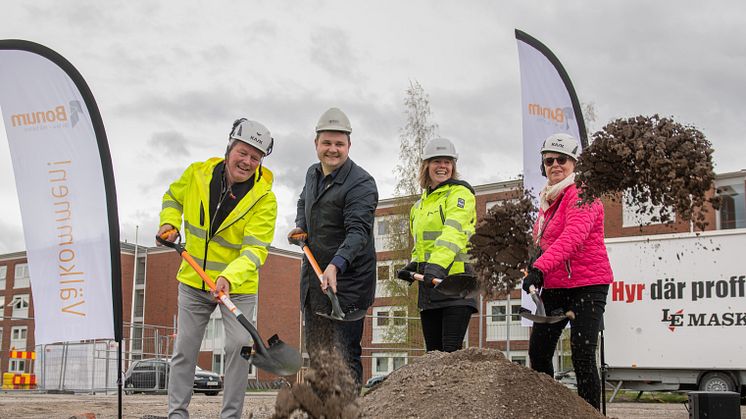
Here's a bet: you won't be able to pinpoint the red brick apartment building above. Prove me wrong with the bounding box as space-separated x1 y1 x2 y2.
0 244 302 383
0 170 743 385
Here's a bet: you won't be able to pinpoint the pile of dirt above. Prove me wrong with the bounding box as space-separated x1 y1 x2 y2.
576 114 719 230
273 347 360 419
470 191 536 298
360 348 602 418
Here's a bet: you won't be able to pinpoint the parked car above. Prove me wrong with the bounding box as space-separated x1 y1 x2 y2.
193 365 223 395
124 358 223 396
364 374 388 389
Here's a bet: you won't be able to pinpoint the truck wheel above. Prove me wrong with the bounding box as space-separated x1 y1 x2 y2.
699 372 736 392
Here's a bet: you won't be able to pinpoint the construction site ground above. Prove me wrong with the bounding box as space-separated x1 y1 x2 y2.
0 392 742 419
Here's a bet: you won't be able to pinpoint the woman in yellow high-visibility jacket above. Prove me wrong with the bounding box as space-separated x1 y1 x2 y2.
406 137 478 352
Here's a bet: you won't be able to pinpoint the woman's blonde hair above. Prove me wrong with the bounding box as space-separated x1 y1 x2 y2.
418 157 459 189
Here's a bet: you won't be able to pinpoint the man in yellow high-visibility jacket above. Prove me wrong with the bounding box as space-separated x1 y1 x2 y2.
157 118 277 419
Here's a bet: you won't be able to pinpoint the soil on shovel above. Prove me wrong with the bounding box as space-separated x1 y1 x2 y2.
360 348 603 419
576 114 719 231
470 191 536 298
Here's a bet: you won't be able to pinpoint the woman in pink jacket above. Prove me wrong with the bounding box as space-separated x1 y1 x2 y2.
522 133 613 410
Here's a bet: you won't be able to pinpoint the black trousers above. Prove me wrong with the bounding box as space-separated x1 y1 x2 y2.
528 284 609 410
420 305 474 352
303 300 365 387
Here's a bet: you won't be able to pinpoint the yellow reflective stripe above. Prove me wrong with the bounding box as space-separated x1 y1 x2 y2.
454 253 472 262
163 189 183 212
191 256 228 272
434 239 461 254
162 200 183 212
242 236 271 248
212 235 241 250
184 221 207 239
422 231 440 241
444 219 463 232
241 249 262 268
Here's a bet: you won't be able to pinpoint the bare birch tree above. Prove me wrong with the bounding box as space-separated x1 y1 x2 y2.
380 80 438 345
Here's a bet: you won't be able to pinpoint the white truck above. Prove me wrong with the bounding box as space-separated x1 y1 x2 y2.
603 228 746 399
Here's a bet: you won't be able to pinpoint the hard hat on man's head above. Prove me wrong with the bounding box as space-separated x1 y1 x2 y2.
315 107 352 133
540 133 579 160
229 118 274 156
422 137 458 161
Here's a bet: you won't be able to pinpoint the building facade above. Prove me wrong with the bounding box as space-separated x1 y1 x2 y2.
0 243 302 385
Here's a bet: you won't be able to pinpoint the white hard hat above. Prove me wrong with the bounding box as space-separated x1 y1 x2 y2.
540 133 579 160
422 137 458 160
315 107 352 133
229 119 274 156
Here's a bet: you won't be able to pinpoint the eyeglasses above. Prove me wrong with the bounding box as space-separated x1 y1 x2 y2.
543 156 569 166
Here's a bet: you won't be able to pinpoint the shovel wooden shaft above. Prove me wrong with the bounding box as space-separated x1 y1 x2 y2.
289 234 366 322
300 245 326 284
158 234 262 352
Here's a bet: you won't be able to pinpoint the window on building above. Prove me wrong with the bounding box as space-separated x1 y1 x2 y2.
9 359 26 373
202 307 224 351
14 263 30 289
374 215 408 251
372 306 407 344
490 304 520 323
371 352 407 376
0 265 6 290
212 352 225 376
375 260 408 298
622 190 673 227
486 301 529 342
511 355 527 366
0 327 3 349
135 255 146 285
377 264 390 280
11 295 29 319
11 326 27 351
133 289 145 319
716 180 745 229
486 199 518 213
130 325 143 351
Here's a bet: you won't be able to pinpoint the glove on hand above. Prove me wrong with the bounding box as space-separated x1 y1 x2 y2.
423 263 448 289
403 261 418 273
522 267 544 294
397 262 418 285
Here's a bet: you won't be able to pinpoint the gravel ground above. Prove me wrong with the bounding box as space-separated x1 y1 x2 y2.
0 392 742 418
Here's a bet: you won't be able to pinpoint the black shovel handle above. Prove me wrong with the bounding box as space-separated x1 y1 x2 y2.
395 269 442 286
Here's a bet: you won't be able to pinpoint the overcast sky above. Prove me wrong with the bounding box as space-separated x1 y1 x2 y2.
1 1 744 254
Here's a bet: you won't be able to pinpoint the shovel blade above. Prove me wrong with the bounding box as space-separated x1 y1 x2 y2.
519 307 569 324
434 274 479 298
529 292 547 317
250 334 302 376
315 307 367 322
315 288 367 322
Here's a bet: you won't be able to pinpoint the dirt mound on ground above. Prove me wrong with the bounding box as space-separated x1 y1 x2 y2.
360 348 603 419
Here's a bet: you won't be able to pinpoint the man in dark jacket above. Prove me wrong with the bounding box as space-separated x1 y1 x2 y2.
288 107 378 386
